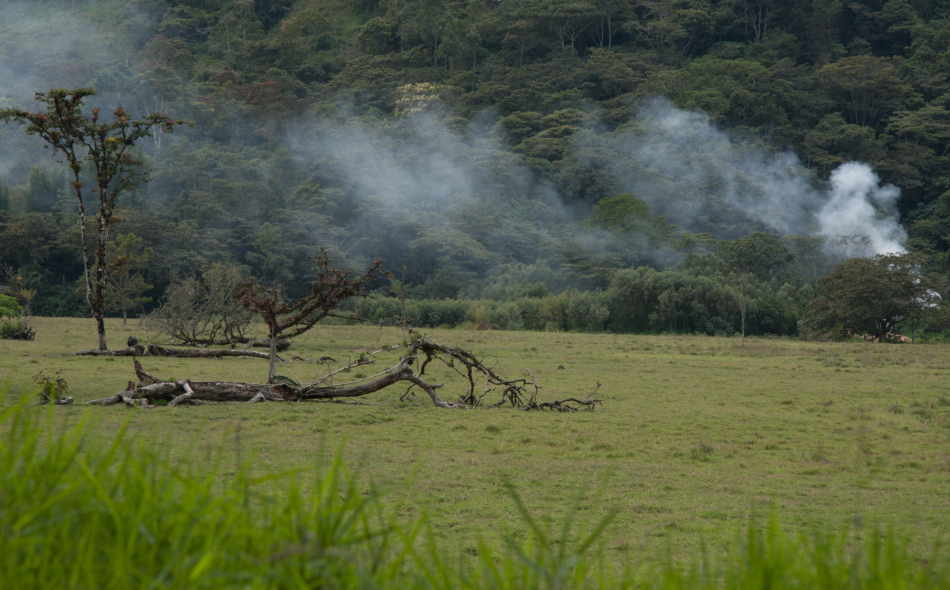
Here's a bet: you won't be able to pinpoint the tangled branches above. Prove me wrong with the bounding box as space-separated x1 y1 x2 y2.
406 332 603 412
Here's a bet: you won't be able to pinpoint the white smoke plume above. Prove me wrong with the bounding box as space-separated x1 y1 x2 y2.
614 99 906 255
816 163 905 255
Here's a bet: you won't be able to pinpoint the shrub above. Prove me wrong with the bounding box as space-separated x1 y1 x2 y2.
704 316 735 336
0 293 21 318
0 317 35 340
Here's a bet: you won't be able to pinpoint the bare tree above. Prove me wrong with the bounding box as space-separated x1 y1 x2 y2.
145 264 254 347
740 0 772 41
240 250 384 383
734 273 753 344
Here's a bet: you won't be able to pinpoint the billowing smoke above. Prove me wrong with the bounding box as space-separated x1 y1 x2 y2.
816 163 905 255
613 99 906 255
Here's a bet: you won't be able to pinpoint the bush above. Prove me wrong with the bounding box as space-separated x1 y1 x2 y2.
0 317 35 340
0 293 21 318
704 316 735 336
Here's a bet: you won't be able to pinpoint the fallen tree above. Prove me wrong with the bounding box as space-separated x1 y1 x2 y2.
68 344 284 359
86 334 603 412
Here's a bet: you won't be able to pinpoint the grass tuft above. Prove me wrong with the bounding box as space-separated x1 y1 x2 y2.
690 440 715 462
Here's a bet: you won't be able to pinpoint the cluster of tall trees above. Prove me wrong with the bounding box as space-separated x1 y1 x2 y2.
2 0 950 337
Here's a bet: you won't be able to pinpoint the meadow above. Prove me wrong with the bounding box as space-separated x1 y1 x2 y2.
3 317 950 567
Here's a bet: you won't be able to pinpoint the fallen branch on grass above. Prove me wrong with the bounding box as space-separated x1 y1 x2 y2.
83 334 603 412
68 343 281 360
146 344 283 360
69 345 145 357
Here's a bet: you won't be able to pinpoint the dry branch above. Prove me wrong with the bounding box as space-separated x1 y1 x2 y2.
146 344 283 360
70 345 145 357
523 383 604 413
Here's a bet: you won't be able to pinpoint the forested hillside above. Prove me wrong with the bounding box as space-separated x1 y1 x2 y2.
1 0 948 335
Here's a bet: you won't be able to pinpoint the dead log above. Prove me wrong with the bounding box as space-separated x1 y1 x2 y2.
167 381 195 407
146 344 284 360
134 358 161 384
87 357 462 408
83 333 602 412
70 345 145 357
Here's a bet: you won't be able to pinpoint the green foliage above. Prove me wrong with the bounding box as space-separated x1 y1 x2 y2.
591 193 652 229
0 177 9 212
347 263 805 336
104 233 153 323
808 253 949 340
720 232 795 280
0 294 20 318
33 369 68 400
25 166 60 213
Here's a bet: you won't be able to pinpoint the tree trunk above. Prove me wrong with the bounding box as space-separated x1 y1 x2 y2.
122 308 127 325
739 300 747 345
97 314 108 351
94 209 111 351
267 323 278 383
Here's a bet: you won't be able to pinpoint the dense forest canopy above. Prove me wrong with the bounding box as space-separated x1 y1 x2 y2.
1 0 948 335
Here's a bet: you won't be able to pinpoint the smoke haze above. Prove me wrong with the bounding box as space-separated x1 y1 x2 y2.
0 0 906 265
289 98 906 259
613 99 905 254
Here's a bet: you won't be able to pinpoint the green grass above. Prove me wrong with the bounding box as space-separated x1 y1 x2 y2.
3 318 950 568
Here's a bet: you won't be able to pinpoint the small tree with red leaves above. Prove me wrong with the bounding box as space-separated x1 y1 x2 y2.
241 250 384 382
0 88 187 350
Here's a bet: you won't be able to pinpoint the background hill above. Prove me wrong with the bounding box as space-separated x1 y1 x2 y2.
1 0 948 334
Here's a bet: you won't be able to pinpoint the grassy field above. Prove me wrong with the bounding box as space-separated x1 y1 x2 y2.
3 317 950 565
